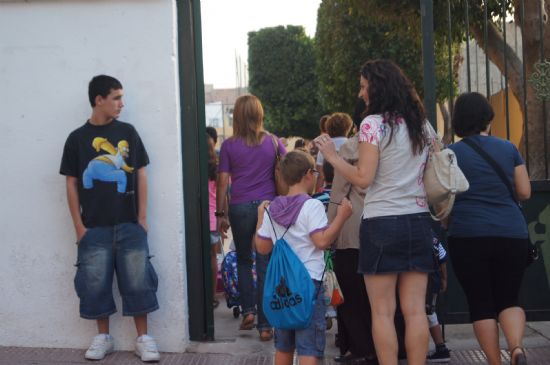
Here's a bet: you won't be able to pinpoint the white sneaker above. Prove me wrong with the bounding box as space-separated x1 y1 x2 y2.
84 334 114 360
135 335 160 362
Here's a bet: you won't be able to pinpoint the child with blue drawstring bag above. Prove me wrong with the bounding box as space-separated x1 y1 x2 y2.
255 150 352 365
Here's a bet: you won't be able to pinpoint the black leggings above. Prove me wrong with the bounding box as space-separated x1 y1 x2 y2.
448 236 528 322
333 249 376 359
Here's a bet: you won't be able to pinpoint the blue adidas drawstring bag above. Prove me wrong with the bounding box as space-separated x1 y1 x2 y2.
262 208 317 330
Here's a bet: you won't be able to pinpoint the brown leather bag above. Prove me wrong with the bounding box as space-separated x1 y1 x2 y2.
270 134 288 196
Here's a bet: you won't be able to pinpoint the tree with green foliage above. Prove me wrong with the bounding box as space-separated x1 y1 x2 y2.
352 0 550 179
248 25 321 139
315 0 456 141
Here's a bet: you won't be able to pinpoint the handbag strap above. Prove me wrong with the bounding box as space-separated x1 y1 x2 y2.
430 193 456 221
270 134 281 162
461 138 518 205
324 250 334 271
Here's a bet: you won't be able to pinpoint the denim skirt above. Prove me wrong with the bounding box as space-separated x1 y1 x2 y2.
358 213 435 274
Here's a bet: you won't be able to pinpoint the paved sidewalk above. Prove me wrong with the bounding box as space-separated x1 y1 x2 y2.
3 292 549 364
2 345 550 365
2 320 550 365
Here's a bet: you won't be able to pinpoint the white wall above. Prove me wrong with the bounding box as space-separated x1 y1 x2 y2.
0 0 189 352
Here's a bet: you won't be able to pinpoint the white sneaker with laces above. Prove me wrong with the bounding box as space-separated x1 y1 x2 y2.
84 334 114 360
135 334 160 362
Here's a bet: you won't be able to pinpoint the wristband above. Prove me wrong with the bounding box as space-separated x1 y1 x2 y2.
215 211 225 217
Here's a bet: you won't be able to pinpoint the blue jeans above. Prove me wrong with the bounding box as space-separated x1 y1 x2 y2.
229 201 271 331
274 281 326 357
74 223 159 319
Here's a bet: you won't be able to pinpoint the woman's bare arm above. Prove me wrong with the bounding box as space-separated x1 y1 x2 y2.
514 164 531 201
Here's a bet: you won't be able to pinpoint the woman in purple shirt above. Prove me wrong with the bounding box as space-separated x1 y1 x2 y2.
216 94 286 340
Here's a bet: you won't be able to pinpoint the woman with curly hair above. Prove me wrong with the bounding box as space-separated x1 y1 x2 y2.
316 59 437 365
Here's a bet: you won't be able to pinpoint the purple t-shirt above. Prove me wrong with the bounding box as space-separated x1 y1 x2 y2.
219 135 286 204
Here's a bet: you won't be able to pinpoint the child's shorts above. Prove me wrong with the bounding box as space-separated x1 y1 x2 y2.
426 292 439 315
74 223 159 319
274 281 326 357
427 311 440 328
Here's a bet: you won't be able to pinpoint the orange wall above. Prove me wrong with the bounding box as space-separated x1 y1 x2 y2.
488 89 523 147
436 89 524 148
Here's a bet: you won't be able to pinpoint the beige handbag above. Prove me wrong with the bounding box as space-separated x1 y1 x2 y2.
423 140 469 220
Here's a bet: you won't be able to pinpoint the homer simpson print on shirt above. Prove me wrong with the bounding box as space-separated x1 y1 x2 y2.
83 137 134 193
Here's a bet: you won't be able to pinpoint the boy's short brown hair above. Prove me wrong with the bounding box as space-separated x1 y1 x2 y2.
319 115 330 133
326 112 353 137
280 150 315 186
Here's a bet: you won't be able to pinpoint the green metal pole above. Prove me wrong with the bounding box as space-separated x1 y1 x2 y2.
420 0 437 130
176 0 214 341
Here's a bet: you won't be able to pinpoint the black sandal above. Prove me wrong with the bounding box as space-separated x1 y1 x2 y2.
510 347 527 365
334 353 364 363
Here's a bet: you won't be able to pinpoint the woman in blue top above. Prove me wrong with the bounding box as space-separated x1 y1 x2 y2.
448 92 531 365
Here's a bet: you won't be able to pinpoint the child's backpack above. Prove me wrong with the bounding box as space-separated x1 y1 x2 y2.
262 209 319 329
323 250 344 307
221 249 257 309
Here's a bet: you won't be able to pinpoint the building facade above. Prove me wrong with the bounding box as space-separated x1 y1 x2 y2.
0 0 189 352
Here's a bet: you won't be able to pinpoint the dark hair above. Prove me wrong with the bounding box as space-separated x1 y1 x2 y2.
280 150 315 186
319 115 330 133
353 98 367 129
206 126 218 144
326 113 353 138
207 135 217 181
294 138 306 149
322 161 334 184
88 75 123 107
452 92 494 137
360 59 427 155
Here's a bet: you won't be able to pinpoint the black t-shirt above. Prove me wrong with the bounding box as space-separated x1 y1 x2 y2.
59 120 149 228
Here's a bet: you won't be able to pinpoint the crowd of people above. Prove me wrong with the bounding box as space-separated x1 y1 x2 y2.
61 59 531 365
211 60 531 365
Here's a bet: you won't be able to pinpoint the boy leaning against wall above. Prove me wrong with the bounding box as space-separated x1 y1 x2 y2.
59 75 160 362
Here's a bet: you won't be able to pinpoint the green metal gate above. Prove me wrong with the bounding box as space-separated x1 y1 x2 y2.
177 0 214 341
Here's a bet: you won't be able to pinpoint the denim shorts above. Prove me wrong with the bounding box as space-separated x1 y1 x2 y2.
74 222 159 319
274 281 326 357
358 213 435 274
